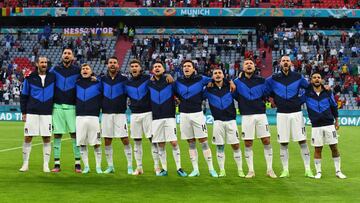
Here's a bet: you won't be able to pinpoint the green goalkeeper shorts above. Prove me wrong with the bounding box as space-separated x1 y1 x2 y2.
52 104 76 134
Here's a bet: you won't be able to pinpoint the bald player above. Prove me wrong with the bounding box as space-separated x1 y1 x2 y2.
265 55 314 178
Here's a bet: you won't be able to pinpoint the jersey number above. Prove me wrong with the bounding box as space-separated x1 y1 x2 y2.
202 124 207 133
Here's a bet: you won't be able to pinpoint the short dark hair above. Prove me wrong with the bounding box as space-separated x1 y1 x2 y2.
62 47 73 53
212 68 223 75
81 63 91 69
129 59 141 66
182 59 195 68
107 56 118 64
311 72 322 78
152 61 164 69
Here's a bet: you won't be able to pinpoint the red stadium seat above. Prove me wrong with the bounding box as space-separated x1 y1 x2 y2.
2 0 359 9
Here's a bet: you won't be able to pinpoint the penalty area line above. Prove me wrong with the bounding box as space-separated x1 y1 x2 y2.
0 138 71 153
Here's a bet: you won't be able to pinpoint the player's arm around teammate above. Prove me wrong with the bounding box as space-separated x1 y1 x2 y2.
205 68 244 177
100 56 133 174
265 56 313 178
75 64 103 174
19 56 55 173
233 59 277 178
305 72 346 179
174 60 218 177
125 59 160 175
148 62 187 177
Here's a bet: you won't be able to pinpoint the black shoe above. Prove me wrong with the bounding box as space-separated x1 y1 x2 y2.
75 164 81 173
51 164 61 172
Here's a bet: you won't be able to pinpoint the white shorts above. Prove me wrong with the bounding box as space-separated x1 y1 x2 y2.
130 112 152 139
212 120 239 145
24 114 52 137
151 118 177 143
180 112 208 140
276 111 306 143
241 114 270 140
101 114 128 138
311 125 338 147
76 116 101 146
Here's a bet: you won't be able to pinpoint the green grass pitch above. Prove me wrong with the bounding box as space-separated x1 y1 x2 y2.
0 121 359 202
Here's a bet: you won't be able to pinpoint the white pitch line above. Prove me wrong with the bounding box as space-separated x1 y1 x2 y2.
0 138 71 153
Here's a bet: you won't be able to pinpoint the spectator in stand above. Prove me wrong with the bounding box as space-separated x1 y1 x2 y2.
353 82 359 97
248 31 253 46
330 47 337 57
129 27 135 41
5 37 12 51
337 96 343 109
123 25 128 40
75 37 82 47
1 68 8 84
0 82 3 103
0 56 3 69
51 33 59 46
333 82 342 95
328 76 335 87
338 46 344 58
12 86 20 103
3 48 10 60
18 44 25 52
340 31 347 44
351 46 358 57
100 44 107 63
3 91 10 105
76 46 84 64
341 63 349 80
118 21 124 38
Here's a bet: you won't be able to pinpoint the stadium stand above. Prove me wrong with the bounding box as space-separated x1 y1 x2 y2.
120 32 261 77
0 22 359 109
267 0 360 8
120 24 359 109
1 0 359 8
0 0 253 8
0 30 117 105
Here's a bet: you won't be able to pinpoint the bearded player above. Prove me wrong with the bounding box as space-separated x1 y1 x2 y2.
305 72 346 179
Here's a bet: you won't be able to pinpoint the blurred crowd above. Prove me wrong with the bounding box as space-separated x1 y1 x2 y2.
2 0 360 8
1 20 360 107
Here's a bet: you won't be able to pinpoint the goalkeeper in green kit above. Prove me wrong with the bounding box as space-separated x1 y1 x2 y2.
50 48 81 173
